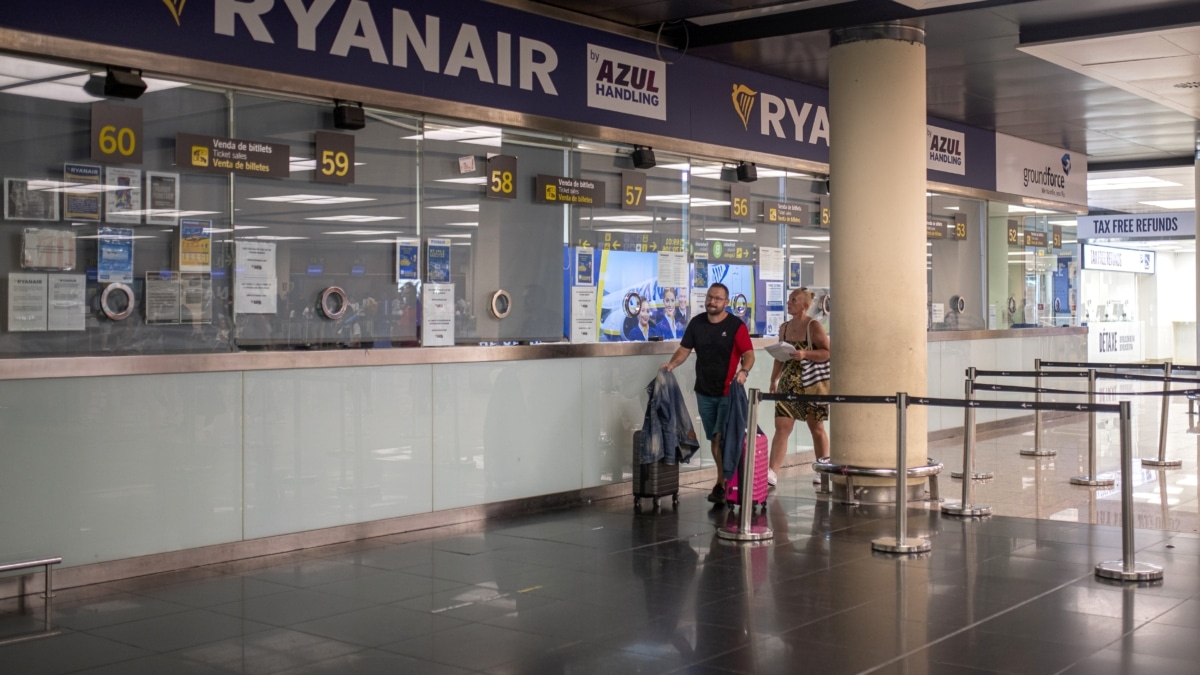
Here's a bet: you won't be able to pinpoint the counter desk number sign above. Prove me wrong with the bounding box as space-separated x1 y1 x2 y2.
91 102 143 164
486 155 517 199
314 131 355 184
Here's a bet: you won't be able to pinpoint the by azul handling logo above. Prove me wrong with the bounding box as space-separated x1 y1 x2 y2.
162 0 187 26
1061 152 1071 175
729 82 829 147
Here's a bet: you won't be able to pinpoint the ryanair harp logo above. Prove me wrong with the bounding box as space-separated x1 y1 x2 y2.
162 0 187 26
731 84 756 131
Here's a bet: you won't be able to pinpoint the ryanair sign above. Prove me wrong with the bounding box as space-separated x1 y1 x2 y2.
729 83 830 148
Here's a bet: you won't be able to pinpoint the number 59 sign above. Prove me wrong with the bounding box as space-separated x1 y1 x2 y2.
314 131 355 184
91 102 143 164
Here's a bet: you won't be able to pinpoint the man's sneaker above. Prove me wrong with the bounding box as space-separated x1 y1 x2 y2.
707 484 725 504
767 469 778 487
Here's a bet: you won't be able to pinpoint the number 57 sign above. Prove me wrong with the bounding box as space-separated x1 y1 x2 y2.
314 131 355 184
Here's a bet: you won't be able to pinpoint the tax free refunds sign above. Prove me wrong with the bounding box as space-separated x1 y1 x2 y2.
1076 212 1195 240
1 0 1002 191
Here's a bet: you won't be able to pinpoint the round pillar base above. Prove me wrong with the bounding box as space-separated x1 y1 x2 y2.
951 471 994 480
717 524 773 542
941 503 992 517
1020 448 1057 457
1071 475 1116 487
872 536 931 554
1095 560 1164 582
1141 458 1183 468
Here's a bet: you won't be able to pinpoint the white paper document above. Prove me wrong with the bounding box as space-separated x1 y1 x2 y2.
423 283 454 346
759 246 784 281
765 341 795 362
571 286 597 343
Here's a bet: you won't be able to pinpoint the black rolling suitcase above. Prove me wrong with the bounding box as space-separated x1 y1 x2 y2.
631 430 680 513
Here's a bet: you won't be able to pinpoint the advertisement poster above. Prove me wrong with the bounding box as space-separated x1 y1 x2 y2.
97 226 134 283
575 247 594 286
4 178 58 221
422 282 454 346
47 274 85 331
789 260 803 289
693 254 709 288
63 163 101 221
234 241 277 314
8 273 48 332
179 219 212 272
22 228 75 270
145 172 180 226
105 167 142 224
145 272 181 324
427 238 451 283
396 239 419 282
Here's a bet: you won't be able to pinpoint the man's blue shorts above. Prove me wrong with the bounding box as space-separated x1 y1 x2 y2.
695 393 730 441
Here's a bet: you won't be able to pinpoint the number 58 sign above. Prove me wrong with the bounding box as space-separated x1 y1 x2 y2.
91 102 143 164
314 131 355 184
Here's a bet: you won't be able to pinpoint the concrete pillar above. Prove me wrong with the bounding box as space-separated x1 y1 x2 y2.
828 23 927 474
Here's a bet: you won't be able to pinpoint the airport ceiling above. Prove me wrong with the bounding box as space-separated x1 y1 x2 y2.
527 0 1200 213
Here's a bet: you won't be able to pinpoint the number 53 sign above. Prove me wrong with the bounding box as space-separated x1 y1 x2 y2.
91 102 143 164
314 131 355 184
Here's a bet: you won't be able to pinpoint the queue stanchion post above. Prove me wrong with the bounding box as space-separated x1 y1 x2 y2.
1021 358 1056 457
942 374 992 517
1143 361 1183 468
952 367 993 481
872 392 931 554
1095 401 1164 582
719 388 773 543
1072 368 1115 487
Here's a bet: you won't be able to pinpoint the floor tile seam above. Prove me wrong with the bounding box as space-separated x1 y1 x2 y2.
52 601 201 634
853 570 1095 675
1047 618 1173 675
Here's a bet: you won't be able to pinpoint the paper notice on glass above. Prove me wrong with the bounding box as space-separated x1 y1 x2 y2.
765 281 784 305
105 167 142 224
571 286 597 343
145 172 180 226
766 311 785 336
181 273 213 324
145 272 181 324
422 282 454 346
759 246 784 281
8 273 48 332
63 163 101 221
657 250 687 289
234 241 277 314
690 288 707 319
22 227 75 270
97 227 134 283
931 303 945 323
47 274 85 331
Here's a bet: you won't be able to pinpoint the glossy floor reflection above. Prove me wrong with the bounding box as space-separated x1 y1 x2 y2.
3 461 1200 674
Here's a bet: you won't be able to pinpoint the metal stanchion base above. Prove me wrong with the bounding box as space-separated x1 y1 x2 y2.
941 503 992 517
1070 474 1116 486
1019 448 1057 457
871 537 931 554
1141 458 1183 468
950 471 994 480
1095 561 1164 582
717 524 773 542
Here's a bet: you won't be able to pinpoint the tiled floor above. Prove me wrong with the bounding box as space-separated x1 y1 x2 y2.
3 396 1200 674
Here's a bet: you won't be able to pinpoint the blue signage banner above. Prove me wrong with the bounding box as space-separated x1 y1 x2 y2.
0 0 994 189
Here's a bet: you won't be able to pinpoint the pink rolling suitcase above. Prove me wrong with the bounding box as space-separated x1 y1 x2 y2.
725 429 769 510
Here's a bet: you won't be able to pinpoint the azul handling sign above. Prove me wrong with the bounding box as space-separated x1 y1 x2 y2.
586 44 665 120
926 125 965 175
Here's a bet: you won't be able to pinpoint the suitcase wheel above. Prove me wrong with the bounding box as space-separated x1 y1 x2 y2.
633 499 643 514
652 498 660 509
672 494 679 506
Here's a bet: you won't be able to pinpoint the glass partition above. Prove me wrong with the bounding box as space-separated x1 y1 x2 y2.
985 202 1079 329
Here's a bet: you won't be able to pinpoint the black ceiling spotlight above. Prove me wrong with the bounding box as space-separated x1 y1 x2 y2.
631 146 656 169
334 101 366 130
102 67 147 99
736 161 757 183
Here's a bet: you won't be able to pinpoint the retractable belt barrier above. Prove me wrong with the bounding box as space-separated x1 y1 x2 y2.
718 384 1162 581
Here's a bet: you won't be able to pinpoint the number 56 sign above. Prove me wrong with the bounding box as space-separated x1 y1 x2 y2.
91 102 143 164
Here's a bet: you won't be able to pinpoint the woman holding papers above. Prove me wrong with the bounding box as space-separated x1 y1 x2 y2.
767 288 831 487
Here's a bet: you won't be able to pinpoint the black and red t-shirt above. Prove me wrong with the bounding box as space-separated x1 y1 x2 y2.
680 312 752 397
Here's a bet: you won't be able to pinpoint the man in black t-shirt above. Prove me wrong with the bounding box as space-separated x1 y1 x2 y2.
663 283 755 505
